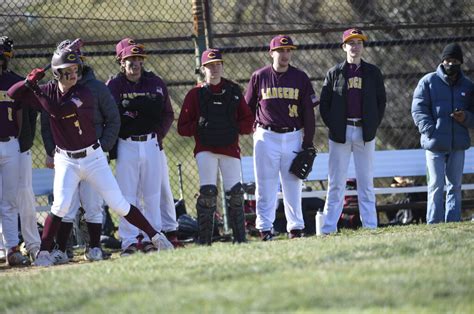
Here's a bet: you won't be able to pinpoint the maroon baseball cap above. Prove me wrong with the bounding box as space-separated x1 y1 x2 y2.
342 28 368 44
120 44 147 60
270 35 296 51
201 48 223 66
115 38 143 60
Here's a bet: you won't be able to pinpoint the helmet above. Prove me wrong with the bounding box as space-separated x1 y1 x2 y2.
0 36 14 70
51 49 83 79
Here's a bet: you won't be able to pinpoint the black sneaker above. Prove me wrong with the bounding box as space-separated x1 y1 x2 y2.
260 230 274 241
141 241 158 253
120 243 138 257
288 229 304 239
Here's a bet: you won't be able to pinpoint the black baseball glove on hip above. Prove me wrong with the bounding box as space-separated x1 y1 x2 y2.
289 147 317 180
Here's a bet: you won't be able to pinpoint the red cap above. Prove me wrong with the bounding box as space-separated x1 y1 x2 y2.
120 44 147 60
269 35 296 51
115 38 144 60
342 28 368 44
201 48 223 66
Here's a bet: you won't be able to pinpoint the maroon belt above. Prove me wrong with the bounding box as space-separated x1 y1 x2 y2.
56 143 100 159
125 133 156 142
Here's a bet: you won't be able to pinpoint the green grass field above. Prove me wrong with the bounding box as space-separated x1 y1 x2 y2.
1 222 473 313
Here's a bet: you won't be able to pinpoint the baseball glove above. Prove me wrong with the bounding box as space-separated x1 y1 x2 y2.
289 147 317 179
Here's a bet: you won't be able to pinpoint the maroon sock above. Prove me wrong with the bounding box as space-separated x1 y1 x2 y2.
87 222 102 248
124 205 157 239
56 222 73 252
40 214 63 251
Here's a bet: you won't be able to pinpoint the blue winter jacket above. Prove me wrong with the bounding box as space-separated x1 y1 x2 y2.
411 64 474 152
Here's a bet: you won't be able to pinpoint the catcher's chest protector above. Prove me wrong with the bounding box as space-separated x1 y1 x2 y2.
197 81 240 147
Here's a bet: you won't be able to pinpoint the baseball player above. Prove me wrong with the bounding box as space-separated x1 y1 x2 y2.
114 38 180 248
0 39 43 263
8 47 173 266
319 28 386 234
178 48 254 245
41 39 120 262
244 35 318 240
107 40 174 255
0 35 32 266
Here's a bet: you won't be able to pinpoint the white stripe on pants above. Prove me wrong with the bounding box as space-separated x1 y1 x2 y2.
322 125 377 234
253 127 304 232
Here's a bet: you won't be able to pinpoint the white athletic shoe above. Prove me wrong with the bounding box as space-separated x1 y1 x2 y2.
151 232 175 251
33 251 55 267
50 249 70 265
84 247 103 262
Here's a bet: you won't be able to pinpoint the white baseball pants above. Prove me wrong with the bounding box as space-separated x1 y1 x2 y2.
253 127 305 232
117 136 162 249
16 151 41 252
322 125 377 234
52 144 130 218
63 181 104 224
195 151 242 190
0 138 20 249
159 149 178 232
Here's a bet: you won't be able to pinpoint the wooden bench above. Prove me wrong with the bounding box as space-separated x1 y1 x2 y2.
32 168 54 212
241 147 474 201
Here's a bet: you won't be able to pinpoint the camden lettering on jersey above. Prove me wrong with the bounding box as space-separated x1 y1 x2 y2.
260 87 300 100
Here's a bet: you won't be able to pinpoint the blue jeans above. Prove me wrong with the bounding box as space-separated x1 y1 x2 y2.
425 150 465 224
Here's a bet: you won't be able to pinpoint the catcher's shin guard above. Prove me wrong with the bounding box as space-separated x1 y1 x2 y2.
226 183 247 243
196 185 218 245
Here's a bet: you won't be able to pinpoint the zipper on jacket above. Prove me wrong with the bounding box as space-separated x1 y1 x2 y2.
451 86 454 150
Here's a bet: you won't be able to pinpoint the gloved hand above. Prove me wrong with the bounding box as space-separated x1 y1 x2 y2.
26 68 46 85
289 146 317 180
303 146 317 154
121 97 146 111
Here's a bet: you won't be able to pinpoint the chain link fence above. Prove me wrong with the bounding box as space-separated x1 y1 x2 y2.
2 0 473 218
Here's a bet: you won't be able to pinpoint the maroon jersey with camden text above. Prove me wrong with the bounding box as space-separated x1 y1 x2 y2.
0 71 23 137
8 80 97 151
244 64 318 147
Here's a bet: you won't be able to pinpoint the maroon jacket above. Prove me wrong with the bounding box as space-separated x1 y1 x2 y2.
178 79 253 159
